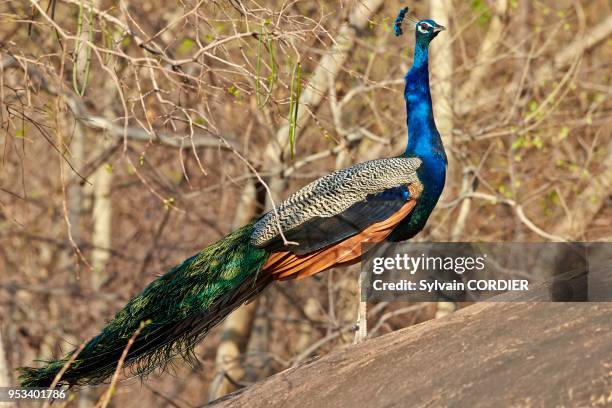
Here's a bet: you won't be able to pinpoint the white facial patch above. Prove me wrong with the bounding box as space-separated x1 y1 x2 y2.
418 22 432 34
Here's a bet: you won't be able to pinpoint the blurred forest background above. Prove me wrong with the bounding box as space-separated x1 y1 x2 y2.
0 0 610 406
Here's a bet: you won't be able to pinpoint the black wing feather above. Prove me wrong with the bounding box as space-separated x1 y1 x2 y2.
264 186 410 255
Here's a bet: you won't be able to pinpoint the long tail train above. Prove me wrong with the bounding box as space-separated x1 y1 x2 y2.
19 223 271 387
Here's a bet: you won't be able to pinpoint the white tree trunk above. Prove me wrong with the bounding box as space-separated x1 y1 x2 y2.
431 0 458 318
0 332 15 408
91 155 113 290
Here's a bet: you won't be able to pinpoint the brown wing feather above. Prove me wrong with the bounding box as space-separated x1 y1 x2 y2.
262 199 417 280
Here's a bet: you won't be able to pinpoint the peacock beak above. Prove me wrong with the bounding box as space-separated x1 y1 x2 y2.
433 25 446 33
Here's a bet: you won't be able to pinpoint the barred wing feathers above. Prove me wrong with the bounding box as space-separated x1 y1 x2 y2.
251 157 422 255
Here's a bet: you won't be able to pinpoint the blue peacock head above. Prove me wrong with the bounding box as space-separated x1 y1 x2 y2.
414 19 445 42
394 7 445 43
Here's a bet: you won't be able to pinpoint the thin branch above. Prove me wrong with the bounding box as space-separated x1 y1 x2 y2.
95 320 149 408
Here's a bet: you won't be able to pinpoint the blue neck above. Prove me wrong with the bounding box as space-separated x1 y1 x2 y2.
404 39 445 162
389 37 447 241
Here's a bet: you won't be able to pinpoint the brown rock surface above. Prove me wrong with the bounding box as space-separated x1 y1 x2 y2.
211 301 612 407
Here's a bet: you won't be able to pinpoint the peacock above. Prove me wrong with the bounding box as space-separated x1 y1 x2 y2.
19 9 447 388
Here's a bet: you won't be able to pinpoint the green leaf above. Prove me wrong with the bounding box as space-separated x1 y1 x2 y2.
255 22 277 108
72 1 94 96
177 38 195 55
497 184 513 198
228 85 241 98
511 136 525 150
532 136 544 149
528 100 538 112
288 62 302 160
547 191 560 206
471 0 492 26
256 25 264 107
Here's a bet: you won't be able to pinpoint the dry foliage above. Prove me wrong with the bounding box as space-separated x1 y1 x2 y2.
0 0 610 406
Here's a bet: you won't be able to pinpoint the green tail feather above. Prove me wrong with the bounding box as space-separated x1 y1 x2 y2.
19 222 271 387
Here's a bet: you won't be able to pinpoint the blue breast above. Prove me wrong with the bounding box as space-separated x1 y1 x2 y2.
388 36 447 241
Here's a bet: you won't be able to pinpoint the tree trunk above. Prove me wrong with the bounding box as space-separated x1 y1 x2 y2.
0 332 15 408
430 0 458 319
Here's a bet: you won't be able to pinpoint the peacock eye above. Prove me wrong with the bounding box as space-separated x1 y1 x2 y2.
418 23 431 33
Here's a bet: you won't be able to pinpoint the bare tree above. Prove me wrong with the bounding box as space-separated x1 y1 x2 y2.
0 1 610 406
